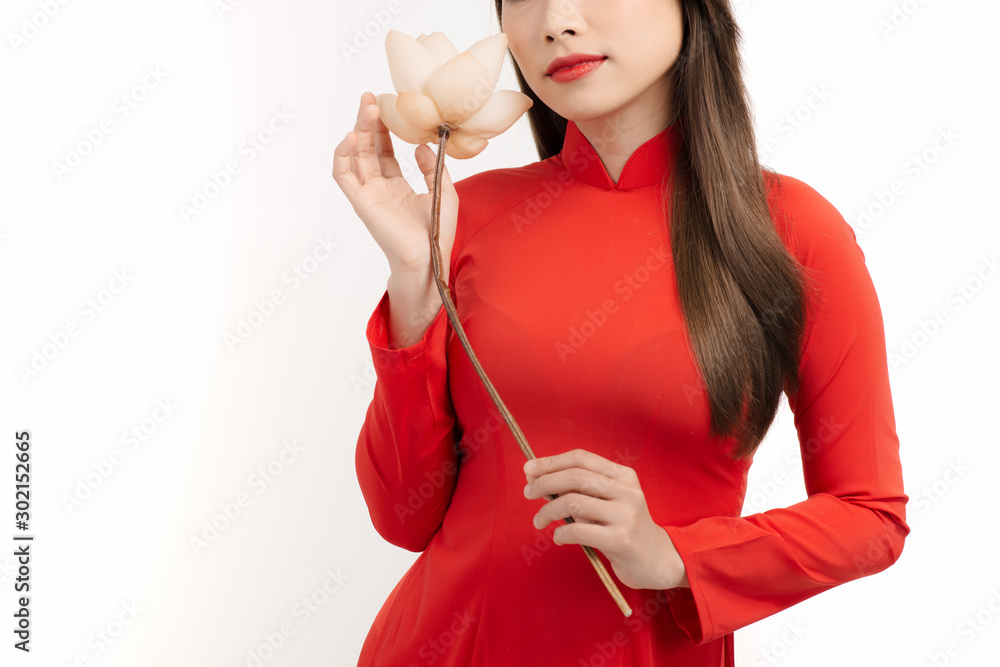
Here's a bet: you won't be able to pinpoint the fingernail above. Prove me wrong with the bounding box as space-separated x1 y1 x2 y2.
523 482 532 498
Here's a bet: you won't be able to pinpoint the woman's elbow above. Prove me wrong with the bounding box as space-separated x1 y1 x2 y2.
852 508 910 577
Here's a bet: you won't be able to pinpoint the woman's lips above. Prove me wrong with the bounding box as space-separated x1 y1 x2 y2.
548 57 607 83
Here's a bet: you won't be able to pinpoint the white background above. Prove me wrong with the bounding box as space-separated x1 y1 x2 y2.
1 0 997 665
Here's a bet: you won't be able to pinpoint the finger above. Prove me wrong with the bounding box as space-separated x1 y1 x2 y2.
529 468 618 501
362 94 389 178
551 521 605 549
415 143 455 195
526 448 623 480
332 131 359 198
353 92 381 183
373 111 403 179
534 493 615 529
348 95 365 181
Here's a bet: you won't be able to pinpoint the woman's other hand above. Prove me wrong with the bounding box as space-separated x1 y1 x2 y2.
523 448 690 591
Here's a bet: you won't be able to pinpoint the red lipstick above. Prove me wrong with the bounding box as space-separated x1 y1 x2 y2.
546 53 607 82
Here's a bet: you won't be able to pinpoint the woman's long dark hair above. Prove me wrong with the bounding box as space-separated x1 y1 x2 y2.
493 0 817 461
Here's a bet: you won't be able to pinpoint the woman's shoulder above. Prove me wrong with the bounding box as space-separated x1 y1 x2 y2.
453 156 563 213
762 169 864 267
450 156 564 250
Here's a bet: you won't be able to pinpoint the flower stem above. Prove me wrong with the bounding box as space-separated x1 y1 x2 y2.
428 124 632 618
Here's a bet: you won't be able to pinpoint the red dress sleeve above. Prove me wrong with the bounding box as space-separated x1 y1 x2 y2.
660 175 911 644
354 289 460 553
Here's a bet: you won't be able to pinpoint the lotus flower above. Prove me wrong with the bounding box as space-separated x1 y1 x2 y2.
376 30 532 159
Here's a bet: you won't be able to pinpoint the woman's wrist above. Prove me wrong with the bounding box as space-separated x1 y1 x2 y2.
657 526 690 589
385 271 444 349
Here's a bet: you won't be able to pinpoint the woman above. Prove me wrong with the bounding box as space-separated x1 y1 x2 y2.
333 1 909 664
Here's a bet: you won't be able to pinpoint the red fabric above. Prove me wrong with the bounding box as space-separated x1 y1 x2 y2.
354 119 909 666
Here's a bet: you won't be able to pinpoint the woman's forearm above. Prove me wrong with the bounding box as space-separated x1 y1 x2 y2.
385 269 445 349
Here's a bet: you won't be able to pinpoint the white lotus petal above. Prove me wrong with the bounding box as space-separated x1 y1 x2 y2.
375 93 437 145
445 133 489 159
459 90 532 140
424 51 494 126
395 92 443 130
417 32 459 68
384 30 439 93
466 32 509 91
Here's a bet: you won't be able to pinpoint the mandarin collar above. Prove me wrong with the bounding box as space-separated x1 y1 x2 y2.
558 119 681 191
